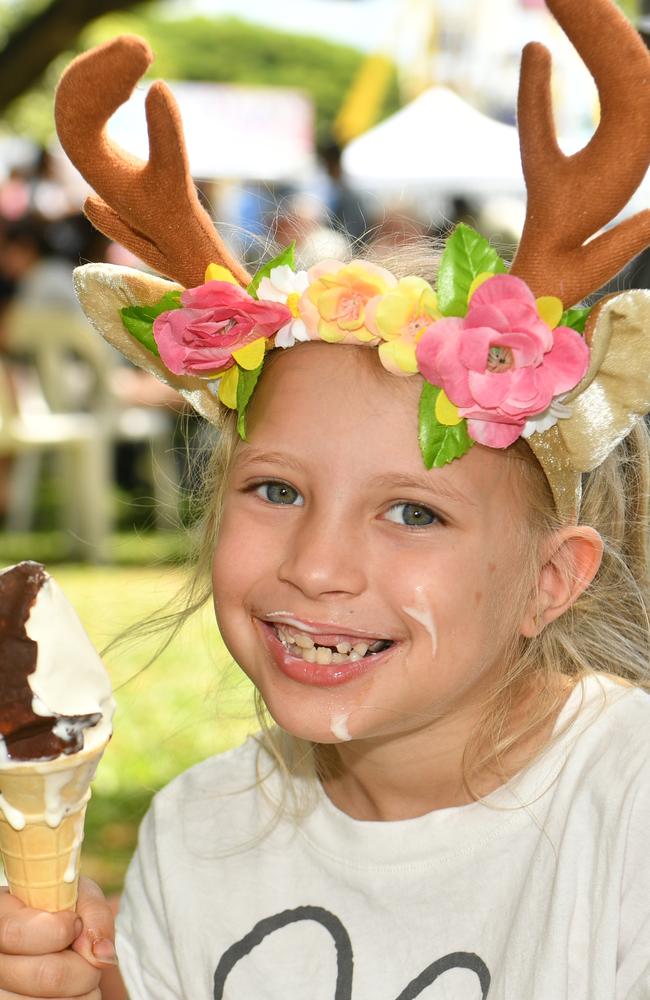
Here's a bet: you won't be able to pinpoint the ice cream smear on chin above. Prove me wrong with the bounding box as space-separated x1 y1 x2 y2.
0 561 114 764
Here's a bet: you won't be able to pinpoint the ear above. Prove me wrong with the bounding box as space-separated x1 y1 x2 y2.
520 526 604 638
73 262 222 424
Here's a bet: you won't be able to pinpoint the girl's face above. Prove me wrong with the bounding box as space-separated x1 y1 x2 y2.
212 343 534 747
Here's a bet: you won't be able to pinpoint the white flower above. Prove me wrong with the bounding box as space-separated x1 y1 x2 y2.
258 265 310 348
522 394 572 438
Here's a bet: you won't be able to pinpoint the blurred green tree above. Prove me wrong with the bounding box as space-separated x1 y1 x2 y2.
0 4 399 149
0 0 158 113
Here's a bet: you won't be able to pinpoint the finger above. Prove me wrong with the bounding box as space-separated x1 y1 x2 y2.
0 891 82 956
0 951 100 997
71 878 117 970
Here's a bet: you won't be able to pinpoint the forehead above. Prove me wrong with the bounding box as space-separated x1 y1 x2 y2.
241 342 523 516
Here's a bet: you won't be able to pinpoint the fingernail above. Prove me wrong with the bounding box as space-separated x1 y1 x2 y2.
73 916 83 938
92 938 118 965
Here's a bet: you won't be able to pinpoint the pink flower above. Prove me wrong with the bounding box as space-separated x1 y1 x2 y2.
415 274 589 448
153 281 291 376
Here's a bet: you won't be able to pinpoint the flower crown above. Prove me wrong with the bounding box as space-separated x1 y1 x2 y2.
119 226 591 470
54 0 650 523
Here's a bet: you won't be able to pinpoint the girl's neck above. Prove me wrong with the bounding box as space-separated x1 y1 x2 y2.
320 676 574 822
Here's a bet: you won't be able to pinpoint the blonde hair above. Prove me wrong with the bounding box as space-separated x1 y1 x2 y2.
129 242 650 808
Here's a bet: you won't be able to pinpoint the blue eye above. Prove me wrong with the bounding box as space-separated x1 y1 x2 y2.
255 481 304 506
385 502 437 527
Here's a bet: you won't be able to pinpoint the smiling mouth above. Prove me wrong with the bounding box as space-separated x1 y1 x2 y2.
268 622 394 665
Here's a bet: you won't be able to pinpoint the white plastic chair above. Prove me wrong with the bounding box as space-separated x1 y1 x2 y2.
0 355 111 561
3 302 181 534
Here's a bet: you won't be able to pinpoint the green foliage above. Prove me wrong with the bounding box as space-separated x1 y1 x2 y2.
5 10 399 148
120 290 182 356
436 224 507 317
560 305 591 334
236 361 264 440
418 383 473 469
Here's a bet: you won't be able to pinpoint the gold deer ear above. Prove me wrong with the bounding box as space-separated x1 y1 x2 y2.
73 263 222 424
525 289 650 523
559 289 650 472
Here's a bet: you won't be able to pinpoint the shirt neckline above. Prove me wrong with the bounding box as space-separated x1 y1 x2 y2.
297 674 626 871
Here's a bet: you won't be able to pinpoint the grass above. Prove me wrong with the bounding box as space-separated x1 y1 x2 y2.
0 539 259 894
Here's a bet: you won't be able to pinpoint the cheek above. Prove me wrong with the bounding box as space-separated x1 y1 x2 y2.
211 502 256 618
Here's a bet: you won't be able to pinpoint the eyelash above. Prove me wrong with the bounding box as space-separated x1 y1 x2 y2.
385 502 442 529
248 480 304 506
244 480 444 528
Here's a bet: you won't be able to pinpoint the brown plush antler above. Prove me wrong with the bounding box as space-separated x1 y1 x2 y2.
54 35 250 289
510 0 650 306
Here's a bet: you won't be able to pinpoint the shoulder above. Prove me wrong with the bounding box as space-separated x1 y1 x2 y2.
573 675 650 755
137 736 284 852
556 675 650 802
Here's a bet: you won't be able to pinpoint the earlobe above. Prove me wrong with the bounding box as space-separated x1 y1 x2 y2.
520 526 604 638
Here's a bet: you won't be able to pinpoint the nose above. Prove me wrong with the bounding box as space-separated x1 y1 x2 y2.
277 501 367 600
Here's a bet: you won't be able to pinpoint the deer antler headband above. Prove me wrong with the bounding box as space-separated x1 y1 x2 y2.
55 0 650 523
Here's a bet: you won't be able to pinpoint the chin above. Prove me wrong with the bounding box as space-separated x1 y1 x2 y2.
259 693 353 746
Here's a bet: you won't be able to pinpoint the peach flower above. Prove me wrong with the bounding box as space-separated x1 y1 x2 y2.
300 259 397 344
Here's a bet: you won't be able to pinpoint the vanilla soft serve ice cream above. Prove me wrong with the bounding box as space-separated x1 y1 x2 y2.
0 561 114 763
0 561 114 910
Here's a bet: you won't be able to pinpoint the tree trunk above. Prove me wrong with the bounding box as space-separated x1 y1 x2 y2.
0 0 155 114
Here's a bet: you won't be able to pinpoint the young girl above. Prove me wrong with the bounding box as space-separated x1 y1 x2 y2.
2 0 650 997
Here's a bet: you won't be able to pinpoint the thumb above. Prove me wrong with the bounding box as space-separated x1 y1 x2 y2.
71 876 118 968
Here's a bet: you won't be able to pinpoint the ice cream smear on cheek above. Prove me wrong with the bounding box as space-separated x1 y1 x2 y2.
402 586 438 657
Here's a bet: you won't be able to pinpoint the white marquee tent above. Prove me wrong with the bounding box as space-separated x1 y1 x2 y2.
341 84 650 224
341 86 526 195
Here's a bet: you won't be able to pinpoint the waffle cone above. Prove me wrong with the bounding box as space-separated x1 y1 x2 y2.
0 740 107 912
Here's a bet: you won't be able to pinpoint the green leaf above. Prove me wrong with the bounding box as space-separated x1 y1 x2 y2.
247 243 297 299
418 382 473 469
120 290 183 357
236 361 265 439
560 305 591 334
436 224 507 318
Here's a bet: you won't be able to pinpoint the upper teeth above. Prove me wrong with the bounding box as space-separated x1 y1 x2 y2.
273 625 387 662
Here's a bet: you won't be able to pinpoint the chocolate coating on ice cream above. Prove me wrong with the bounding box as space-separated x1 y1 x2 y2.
0 561 100 761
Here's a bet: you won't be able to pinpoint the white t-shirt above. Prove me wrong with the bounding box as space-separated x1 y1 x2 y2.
116 675 650 999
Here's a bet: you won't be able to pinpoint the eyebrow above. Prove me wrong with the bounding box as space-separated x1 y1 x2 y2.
235 449 306 475
368 473 478 508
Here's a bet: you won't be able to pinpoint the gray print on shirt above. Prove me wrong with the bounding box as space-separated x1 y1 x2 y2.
213 905 491 998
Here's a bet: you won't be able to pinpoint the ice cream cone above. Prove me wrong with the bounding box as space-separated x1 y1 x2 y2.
0 740 107 912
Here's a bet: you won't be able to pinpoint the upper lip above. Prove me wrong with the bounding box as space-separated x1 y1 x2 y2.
260 612 396 641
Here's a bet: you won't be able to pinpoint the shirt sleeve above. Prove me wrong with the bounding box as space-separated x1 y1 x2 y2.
115 804 184 1000
616 768 650 999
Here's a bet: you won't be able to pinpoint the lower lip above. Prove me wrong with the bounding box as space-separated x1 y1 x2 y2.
257 620 395 687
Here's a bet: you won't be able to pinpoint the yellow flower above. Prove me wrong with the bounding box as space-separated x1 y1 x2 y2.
366 276 440 375
217 365 239 409
301 259 397 344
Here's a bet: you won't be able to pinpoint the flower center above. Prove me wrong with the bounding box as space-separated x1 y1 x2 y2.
214 318 237 336
286 292 301 318
406 315 431 341
487 345 514 372
339 292 363 321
